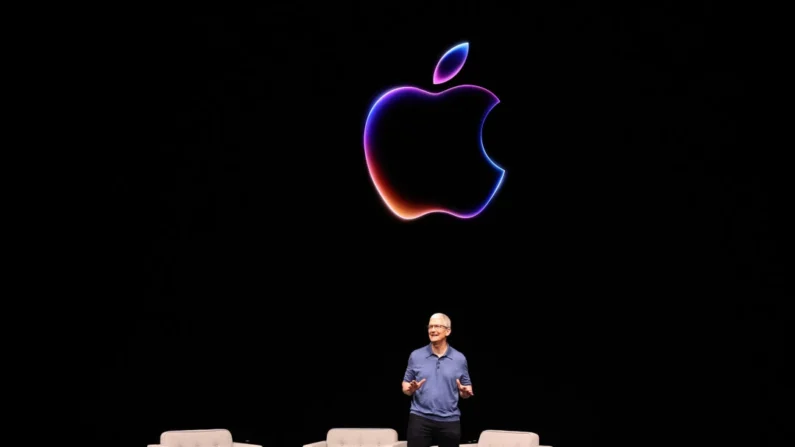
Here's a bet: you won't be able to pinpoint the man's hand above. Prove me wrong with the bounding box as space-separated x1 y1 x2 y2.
404 378 426 395
408 378 426 393
457 379 474 398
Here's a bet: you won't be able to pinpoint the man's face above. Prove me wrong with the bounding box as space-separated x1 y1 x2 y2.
427 317 451 343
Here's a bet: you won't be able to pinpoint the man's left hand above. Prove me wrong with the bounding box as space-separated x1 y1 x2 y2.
456 379 474 398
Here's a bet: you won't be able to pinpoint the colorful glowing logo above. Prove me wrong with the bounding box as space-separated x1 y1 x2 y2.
363 42 505 220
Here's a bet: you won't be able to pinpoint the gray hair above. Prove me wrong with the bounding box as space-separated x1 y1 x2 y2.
430 313 451 329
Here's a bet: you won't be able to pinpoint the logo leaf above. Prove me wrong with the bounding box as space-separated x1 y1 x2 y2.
433 42 469 85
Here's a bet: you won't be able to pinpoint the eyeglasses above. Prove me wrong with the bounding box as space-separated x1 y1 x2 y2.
427 324 449 330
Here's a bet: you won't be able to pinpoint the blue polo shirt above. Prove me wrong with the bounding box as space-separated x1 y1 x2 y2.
403 344 471 422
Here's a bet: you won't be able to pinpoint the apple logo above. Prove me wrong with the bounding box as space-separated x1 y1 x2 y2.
363 42 506 220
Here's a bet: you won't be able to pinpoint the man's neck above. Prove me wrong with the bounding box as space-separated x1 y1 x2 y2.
431 341 449 357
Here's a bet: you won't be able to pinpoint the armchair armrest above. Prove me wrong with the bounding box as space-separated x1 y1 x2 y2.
303 442 327 447
233 443 262 447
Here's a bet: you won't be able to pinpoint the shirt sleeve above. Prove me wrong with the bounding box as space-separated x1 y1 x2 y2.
459 355 472 386
403 353 416 382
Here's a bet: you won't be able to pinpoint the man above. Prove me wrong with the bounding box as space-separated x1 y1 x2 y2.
402 313 474 447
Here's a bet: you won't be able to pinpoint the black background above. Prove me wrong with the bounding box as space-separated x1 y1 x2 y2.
81 3 790 447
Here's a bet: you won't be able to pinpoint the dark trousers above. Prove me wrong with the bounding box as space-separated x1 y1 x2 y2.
407 413 461 447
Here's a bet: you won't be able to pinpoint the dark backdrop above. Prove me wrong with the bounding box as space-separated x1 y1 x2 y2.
82 3 789 447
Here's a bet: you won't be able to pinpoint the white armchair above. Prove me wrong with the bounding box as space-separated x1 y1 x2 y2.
304 428 406 447
148 429 261 447
447 429 551 447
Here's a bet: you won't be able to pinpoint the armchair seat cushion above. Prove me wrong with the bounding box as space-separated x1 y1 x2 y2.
160 429 233 447
431 430 549 447
152 429 261 447
479 430 540 447
327 428 400 447
304 428 403 447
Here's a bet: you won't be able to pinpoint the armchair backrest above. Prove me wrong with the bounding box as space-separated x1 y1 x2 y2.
327 428 399 447
478 430 540 447
160 429 234 447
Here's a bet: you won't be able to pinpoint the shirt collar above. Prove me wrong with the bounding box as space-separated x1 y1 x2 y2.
426 343 453 359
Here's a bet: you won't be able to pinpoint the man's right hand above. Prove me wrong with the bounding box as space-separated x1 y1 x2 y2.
404 378 426 395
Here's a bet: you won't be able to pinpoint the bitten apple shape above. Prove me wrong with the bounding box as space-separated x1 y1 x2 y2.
363 42 505 220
